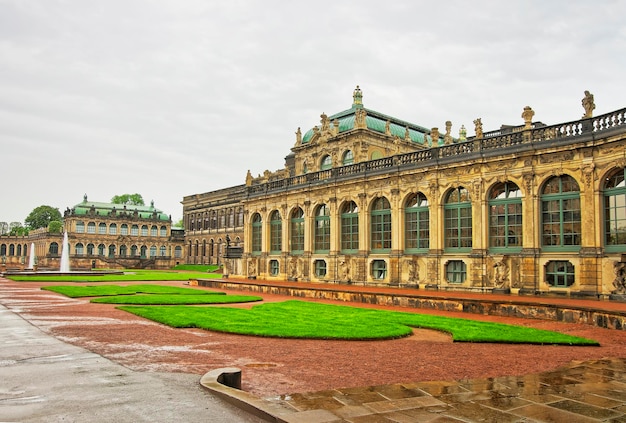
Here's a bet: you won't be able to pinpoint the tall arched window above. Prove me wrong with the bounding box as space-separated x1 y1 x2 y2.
251 213 262 254
87 243 95 255
108 244 116 258
341 201 359 253
98 223 107 234
604 167 626 251
76 221 85 233
131 245 138 257
75 243 84 255
444 187 472 251
236 207 244 227
119 245 127 257
150 225 157 236
141 225 148 236
150 246 157 257
98 244 105 256
314 204 330 253
320 154 332 170
109 223 117 235
121 224 129 235
160 226 167 236
290 207 304 254
87 222 96 234
140 245 147 258
541 175 580 249
489 182 522 250
160 245 167 256
131 225 139 236
49 242 59 255
405 193 429 252
342 150 354 166
371 197 391 252
270 210 282 254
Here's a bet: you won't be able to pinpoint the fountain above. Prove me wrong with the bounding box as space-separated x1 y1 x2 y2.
60 231 70 272
28 242 36 269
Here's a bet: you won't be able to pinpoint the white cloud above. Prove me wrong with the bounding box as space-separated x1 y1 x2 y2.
1 0 625 223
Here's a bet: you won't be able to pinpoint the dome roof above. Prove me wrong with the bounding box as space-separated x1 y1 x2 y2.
300 86 440 145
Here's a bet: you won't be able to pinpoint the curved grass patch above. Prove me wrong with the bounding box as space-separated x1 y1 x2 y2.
9 270 222 283
91 294 262 305
118 300 599 345
42 284 224 298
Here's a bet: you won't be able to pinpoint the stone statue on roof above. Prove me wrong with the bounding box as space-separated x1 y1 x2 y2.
474 118 483 139
353 85 363 107
522 106 535 129
582 90 595 118
295 127 302 145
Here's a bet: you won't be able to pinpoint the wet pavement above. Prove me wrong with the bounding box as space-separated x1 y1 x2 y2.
262 358 626 422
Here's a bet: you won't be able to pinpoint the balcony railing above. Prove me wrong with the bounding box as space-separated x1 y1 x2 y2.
247 108 626 198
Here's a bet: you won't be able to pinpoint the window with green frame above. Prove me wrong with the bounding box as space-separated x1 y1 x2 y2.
371 259 387 280
342 150 354 165
290 207 304 254
251 213 262 254
371 197 391 252
269 210 282 254
444 187 472 250
541 175 580 249
314 204 330 252
604 167 626 250
404 193 429 252
341 201 359 253
489 182 522 250
545 260 575 287
446 260 466 283
269 259 280 276
320 154 332 170
314 259 327 277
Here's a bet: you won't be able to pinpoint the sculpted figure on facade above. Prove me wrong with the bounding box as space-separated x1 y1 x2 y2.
295 127 302 145
582 90 595 118
405 257 420 284
444 121 452 145
340 258 351 283
474 118 483 139
458 124 467 142
493 257 510 288
248 258 257 277
612 261 626 295
354 108 367 129
385 120 391 136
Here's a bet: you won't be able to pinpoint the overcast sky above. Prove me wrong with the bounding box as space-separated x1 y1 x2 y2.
1 0 625 224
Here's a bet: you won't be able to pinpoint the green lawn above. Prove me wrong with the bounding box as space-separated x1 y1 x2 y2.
41 284 226 298
42 284 262 305
8 269 220 282
118 300 600 345
91 294 261 305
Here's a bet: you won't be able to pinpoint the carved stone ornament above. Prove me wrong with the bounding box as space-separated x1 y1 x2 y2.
581 163 595 188
612 261 626 295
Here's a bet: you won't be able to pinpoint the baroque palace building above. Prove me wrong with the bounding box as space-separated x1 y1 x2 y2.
1 195 184 270
189 86 626 298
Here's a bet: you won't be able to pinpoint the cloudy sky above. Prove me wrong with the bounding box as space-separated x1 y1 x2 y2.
1 0 625 224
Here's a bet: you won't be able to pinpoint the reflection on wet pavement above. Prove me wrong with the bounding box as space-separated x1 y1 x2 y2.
269 358 626 422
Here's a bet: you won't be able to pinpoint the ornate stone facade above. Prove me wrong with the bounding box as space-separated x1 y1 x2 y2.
183 88 626 298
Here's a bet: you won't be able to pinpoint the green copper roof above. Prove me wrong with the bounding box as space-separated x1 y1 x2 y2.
71 197 170 221
300 88 440 145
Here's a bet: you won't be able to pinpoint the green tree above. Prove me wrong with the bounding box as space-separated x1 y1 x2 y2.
111 193 145 206
9 223 28 236
48 220 63 234
25 206 62 230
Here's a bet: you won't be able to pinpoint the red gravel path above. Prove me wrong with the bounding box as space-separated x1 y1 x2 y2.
2 279 625 398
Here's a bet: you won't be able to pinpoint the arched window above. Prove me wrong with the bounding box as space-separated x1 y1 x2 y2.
75 243 84 255
290 207 304 254
342 150 354 166
131 225 139 236
160 245 167 256
108 244 116 258
121 224 129 235
174 246 182 258
131 245 138 257
140 245 147 258
49 242 59 255
444 187 472 250
141 225 148 236
119 245 127 257
314 204 330 253
371 197 391 252
341 201 359 253
76 221 85 233
87 222 96 234
219 211 226 228
160 226 167 237
270 210 282 254
320 154 332 170
251 213 262 254
489 182 522 250
150 226 157 236
211 211 217 229
604 167 626 250
109 223 117 235
16 244 22 256
236 208 244 227
98 244 105 256
405 193 429 252
87 243 95 255
150 246 157 257
541 175 580 249
98 223 107 234
228 209 235 227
